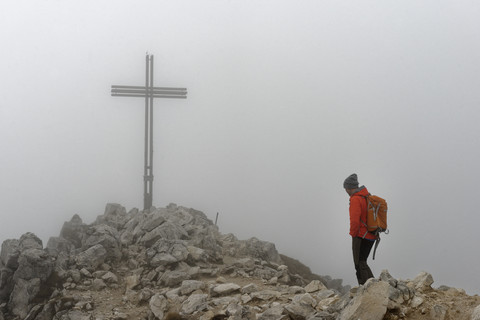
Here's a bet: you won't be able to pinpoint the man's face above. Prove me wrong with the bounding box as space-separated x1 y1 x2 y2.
345 188 354 196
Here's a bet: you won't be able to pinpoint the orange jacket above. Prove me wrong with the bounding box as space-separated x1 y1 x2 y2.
349 186 376 240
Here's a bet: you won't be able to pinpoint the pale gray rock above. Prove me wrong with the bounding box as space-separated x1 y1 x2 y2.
101 271 118 283
287 286 306 295
146 239 189 267
235 237 282 264
159 270 190 287
314 289 336 300
338 279 390 320
96 203 128 229
84 224 121 261
292 293 317 307
46 236 75 257
430 304 447 320
250 290 282 301
60 214 87 248
410 296 424 308
379 269 398 287
241 283 259 294
212 283 241 296
410 271 434 290
472 305 480 320
211 296 240 306
0 268 14 302
13 248 53 282
140 211 166 232
307 312 336 320
140 222 188 247
149 293 167 319
19 232 43 251
125 274 141 291
180 280 206 295
316 296 340 312
10 278 41 318
257 305 287 320
92 278 107 291
284 302 316 320
56 310 92 320
305 280 327 293
181 293 209 314
187 246 209 262
75 244 107 270
1 239 20 269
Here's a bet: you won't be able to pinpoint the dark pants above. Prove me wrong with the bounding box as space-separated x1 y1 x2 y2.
352 237 374 285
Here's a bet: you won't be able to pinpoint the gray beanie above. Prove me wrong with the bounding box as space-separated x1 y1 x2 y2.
343 173 359 189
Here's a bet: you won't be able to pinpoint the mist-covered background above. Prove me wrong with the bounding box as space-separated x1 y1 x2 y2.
1 0 479 294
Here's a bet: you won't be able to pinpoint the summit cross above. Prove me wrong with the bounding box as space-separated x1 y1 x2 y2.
111 54 188 210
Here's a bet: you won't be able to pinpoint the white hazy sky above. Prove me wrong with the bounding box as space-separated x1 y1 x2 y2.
1 0 480 294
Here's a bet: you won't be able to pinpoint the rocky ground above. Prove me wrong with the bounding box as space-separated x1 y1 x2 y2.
0 203 479 320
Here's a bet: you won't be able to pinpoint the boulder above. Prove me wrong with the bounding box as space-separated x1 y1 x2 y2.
410 271 434 291
180 280 206 295
75 244 107 270
19 232 43 251
46 237 75 257
149 293 168 319
9 278 41 319
140 221 188 247
472 305 480 320
181 293 209 314
84 225 121 261
338 279 390 320
96 203 128 229
284 302 316 320
60 214 87 248
0 239 20 269
146 239 189 267
212 283 241 296
305 280 327 293
13 248 53 282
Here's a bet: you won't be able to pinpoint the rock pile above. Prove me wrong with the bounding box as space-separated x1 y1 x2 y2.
0 203 479 320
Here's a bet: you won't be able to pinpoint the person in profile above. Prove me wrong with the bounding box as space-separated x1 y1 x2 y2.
343 173 376 285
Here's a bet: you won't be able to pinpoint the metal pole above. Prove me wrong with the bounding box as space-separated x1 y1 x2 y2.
149 55 154 209
215 212 219 226
144 54 149 211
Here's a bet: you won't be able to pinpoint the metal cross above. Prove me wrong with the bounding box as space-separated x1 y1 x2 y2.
111 54 187 210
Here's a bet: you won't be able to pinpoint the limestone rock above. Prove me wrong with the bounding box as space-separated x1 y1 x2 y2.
0 239 20 269
472 305 480 320
212 283 241 296
181 293 209 314
180 280 206 295
84 224 121 261
338 279 390 320
149 293 168 319
60 214 87 248
305 280 327 293
75 244 107 270
410 271 434 290
284 302 316 320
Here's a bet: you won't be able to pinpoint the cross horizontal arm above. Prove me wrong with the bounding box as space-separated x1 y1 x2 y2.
111 93 187 99
112 85 187 91
111 88 187 95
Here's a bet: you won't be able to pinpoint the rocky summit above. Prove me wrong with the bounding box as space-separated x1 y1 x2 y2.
0 203 479 320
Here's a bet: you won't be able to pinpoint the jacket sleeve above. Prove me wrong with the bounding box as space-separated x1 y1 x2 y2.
349 196 362 237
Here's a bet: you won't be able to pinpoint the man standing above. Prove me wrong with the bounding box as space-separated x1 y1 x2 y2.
344 173 376 285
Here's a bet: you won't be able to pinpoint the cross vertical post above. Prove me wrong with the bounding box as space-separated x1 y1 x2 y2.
111 54 188 211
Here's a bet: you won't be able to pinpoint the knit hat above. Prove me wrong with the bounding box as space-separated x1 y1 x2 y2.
343 173 359 189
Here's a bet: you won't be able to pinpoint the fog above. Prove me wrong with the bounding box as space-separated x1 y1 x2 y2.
1 0 480 294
